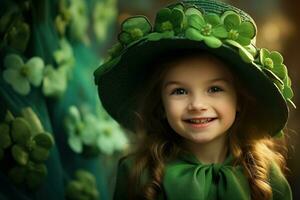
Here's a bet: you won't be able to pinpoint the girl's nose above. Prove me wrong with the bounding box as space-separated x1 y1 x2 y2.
187 95 209 111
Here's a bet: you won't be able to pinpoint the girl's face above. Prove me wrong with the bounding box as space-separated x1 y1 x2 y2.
161 55 239 147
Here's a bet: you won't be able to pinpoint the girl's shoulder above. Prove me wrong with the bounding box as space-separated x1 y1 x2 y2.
114 155 136 200
268 162 293 200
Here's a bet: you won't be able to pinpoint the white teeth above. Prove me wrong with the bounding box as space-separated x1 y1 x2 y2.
189 118 212 124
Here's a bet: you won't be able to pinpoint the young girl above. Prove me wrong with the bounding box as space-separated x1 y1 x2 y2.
94 0 295 199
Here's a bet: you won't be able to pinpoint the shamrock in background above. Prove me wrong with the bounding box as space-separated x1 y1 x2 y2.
221 11 256 46
8 108 54 166
0 109 54 190
68 0 89 43
9 161 48 190
65 106 86 153
118 16 152 46
42 65 68 98
1 14 30 52
3 54 44 95
185 11 228 48
93 0 117 42
55 0 71 36
65 169 99 200
65 105 128 156
53 38 75 78
96 119 128 155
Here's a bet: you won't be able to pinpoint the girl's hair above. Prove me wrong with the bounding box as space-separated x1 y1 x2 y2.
126 50 288 200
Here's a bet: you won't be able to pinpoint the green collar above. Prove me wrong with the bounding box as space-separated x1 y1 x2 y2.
177 150 234 166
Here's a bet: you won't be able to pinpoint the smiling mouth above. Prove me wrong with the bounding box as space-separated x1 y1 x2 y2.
184 118 217 124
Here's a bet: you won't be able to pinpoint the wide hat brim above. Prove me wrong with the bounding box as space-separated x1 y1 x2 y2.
95 37 289 136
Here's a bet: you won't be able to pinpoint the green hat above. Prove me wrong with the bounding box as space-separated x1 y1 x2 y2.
94 0 295 137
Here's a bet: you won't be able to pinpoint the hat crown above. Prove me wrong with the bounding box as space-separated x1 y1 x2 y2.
182 0 254 22
181 0 257 44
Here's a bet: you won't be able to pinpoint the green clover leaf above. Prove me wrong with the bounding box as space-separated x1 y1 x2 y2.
2 108 53 190
53 38 75 78
69 0 89 43
26 162 47 190
65 181 84 199
3 54 45 95
154 3 185 34
30 145 50 162
257 48 295 108
75 170 96 187
185 6 203 19
0 10 14 33
11 117 32 146
221 11 256 46
83 110 128 155
282 75 296 108
259 48 287 80
65 170 99 200
244 44 258 57
11 144 29 166
96 119 128 155
55 15 67 36
55 2 71 36
65 105 128 156
33 133 54 150
282 75 293 99
119 16 152 45
5 110 15 123
93 0 117 42
21 107 45 136
66 106 84 153
68 136 83 153
42 65 68 98
4 19 30 52
185 13 227 48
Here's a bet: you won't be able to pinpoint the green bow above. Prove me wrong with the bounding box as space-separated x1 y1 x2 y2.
163 152 250 199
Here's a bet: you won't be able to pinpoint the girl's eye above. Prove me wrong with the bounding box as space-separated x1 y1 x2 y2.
170 88 187 95
208 86 223 93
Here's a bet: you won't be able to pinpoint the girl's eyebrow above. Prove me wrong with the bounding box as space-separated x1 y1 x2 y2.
163 78 231 89
163 81 186 89
207 78 232 84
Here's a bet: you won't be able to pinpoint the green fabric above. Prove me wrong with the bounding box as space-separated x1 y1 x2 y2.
0 0 117 199
114 153 293 200
163 153 250 199
269 161 293 200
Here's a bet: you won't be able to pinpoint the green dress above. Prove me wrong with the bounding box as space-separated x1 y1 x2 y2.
114 152 292 200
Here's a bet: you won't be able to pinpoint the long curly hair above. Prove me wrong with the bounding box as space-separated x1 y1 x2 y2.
126 50 289 200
